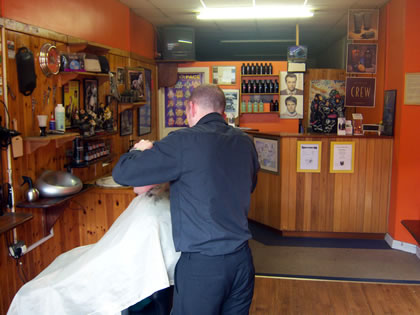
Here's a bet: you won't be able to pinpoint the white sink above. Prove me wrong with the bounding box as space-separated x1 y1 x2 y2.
35 170 83 198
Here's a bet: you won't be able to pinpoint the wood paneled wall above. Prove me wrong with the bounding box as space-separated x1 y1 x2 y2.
248 134 393 234
0 26 158 314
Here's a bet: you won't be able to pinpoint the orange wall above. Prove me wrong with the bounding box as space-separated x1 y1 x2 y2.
179 61 298 133
1 0 155 58
384 0 420 244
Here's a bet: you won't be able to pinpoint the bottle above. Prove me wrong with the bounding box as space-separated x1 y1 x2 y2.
241 63 245 75
274 79 279 93
269 80 274 93
251 63 255 75
241 100 247 113
247 80 253 93
262 63 267 75
246 63 250 75
256 63 261 75
259 100 264 112
253 80 258 93
365 49 372 68
274 100 279 112
263 80 268 93
270 100 275 112
49 112 56 131
253 101 259 113
247 100 253 113
268 63 273 74
55 104 65 132
242 80 247 93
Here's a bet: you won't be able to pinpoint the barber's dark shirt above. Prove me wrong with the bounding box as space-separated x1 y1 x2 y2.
112 113 260 255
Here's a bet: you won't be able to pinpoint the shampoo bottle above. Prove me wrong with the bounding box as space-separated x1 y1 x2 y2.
49 112 56 131
55 104 65 132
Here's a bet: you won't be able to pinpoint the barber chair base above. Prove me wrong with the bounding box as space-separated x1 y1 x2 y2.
125 286 173 315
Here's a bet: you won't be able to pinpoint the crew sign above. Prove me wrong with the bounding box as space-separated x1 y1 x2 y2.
345 77 376 107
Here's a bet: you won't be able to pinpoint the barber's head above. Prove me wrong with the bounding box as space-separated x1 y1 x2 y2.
187 84 226 127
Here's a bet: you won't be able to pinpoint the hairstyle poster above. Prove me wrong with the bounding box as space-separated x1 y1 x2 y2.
165 73 204 127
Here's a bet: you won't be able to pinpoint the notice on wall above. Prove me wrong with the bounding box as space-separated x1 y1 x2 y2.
297 141 321 173
330 141 355 173
404 73 420 105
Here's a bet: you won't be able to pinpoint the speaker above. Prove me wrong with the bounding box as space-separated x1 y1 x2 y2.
16 47 37 96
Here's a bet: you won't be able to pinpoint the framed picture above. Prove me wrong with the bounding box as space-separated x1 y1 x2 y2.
346 44 377 74
297 141 322 173
83 79 98 113
62 80 80 127
126 67 146 102
116 67 125 85
330 141 355 173
348 9 379 40
222 89 239 118
253 136 279 174
212 66 236 85
382 90 397 136
345 77 376 107
105 94 118 132
138 68 152 136
404 73 420 105
120 109 133 136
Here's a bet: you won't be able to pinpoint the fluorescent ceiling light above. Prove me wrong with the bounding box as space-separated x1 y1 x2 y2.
178 40 192 44
220 39 296 44
197 6 314 20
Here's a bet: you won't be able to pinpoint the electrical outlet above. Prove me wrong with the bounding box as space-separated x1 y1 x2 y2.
9 240 27 258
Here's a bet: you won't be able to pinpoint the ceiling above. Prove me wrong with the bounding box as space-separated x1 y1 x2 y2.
119 0 389 62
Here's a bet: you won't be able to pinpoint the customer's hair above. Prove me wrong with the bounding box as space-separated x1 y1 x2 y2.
189 84 226 113
285 96 297 105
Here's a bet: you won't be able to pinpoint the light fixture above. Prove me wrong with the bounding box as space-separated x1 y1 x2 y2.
197 5 314 20
220 39 296 44
178 40 192 44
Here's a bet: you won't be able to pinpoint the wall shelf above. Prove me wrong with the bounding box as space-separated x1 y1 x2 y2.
24 132 79 154
55 71 109 87
16 185 93 235
118 102 145 114
0 212 33 235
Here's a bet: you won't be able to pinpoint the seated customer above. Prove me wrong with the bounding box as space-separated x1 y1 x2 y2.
8 184 180 315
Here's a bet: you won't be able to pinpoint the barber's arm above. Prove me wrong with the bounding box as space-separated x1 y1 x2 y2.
112 134 181 187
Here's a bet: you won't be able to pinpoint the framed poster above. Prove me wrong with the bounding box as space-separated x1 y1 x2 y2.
83 79 98 113
297 141 322 173
62 80 79 127
126 67 146 102
330 141 355 173
116 67 125 85
404 73 420 105
138 69 152 136
346 44 377 74
212 66 236 85
223 89 239 118
253 136 279 174
120 109 133 136
382 90 396 136
345 77 376 107
348 9 379 40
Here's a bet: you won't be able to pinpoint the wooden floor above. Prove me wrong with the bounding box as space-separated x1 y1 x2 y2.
250 276 420 314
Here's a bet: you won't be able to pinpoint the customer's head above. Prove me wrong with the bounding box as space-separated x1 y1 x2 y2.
285 96 297 114
285 73 298 92
187 84 226 127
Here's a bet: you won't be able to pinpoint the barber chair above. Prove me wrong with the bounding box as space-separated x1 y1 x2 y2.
124 286 173 315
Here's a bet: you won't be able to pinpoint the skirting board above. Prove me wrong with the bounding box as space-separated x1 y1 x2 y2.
385 233 419 259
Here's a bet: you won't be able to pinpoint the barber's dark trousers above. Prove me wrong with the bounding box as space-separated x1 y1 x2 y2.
172 243 255 315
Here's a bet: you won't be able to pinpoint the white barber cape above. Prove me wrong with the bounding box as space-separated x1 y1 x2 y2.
8 188 180 315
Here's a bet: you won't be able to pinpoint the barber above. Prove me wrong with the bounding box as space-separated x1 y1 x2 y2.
113 84 260 315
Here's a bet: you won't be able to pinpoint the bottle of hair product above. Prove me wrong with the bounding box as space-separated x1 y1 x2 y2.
49 112 56 131
55 104 65 132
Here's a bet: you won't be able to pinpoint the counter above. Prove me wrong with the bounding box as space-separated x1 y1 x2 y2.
246 131 393 234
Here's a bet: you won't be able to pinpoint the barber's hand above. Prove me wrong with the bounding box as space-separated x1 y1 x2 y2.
132 139 153 151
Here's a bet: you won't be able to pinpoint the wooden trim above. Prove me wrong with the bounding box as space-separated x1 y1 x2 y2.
282 231 386 240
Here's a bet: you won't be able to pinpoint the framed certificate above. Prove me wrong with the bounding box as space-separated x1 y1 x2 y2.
330 141 355 173
297 141 322 172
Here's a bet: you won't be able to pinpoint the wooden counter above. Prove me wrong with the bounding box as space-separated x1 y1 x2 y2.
247 132 393 234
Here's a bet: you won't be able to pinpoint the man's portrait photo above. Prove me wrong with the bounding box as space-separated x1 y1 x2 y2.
280 72 304 96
